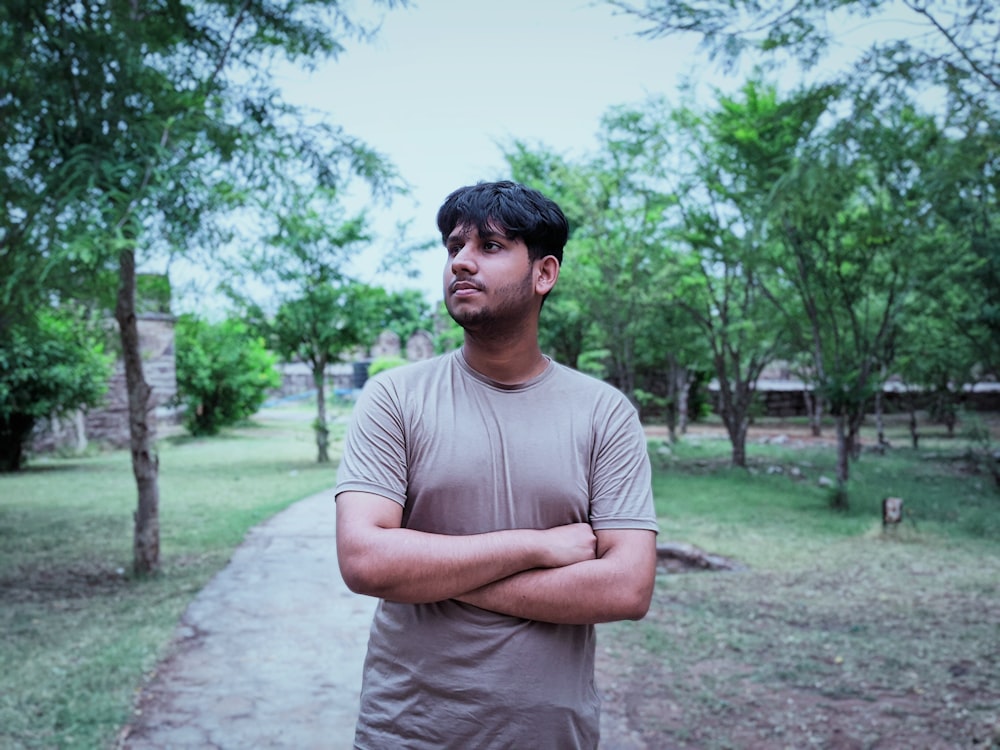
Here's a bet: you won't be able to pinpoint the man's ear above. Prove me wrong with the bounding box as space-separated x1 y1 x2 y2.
534 256 560 296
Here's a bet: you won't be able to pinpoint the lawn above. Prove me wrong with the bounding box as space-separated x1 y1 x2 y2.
597 415 1000 749
1 404 998 749
0 400 345 750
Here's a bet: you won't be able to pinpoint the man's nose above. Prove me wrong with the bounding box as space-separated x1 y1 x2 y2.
450 245 476 273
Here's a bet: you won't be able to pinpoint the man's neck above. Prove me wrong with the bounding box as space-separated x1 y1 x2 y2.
461 333 547 386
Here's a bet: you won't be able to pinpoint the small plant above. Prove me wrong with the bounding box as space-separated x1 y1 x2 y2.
827 483 850 511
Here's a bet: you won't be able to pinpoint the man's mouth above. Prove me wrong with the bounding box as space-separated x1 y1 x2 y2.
450 280 483 295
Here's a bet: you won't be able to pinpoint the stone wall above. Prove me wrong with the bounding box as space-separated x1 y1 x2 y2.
32 314 178 452
84 313 177 447
708 378 1000 418
85 314 178 448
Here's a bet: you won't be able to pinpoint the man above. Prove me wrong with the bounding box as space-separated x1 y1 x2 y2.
335 180 658 749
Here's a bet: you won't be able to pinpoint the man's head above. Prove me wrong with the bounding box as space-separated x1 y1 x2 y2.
436 181 568 265
438 181 568 332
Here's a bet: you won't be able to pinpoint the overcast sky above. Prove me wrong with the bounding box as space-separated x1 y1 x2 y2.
172 0 718 312
278 0 715 301
171 0 916 313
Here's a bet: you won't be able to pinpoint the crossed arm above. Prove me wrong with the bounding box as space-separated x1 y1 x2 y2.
335 490 657 625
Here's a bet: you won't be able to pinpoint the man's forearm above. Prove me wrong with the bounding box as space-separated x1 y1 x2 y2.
339 525 556 603
336 492 599 604
455 530 657 625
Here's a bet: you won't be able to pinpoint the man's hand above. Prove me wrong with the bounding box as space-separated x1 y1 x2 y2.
455 528 657 625
537 522 597 568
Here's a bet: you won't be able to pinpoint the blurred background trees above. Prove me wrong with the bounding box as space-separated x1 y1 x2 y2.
2 0 996 540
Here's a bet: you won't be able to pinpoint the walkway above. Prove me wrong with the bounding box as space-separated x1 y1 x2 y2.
118 489 376 749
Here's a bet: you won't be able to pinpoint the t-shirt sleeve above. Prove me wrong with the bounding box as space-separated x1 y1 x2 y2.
588 394 659 533
334 376 408 507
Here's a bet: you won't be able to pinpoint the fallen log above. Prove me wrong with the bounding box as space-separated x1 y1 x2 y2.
656 541 746 573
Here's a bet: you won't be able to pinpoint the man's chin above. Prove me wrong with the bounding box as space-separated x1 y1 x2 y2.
446 305 489 331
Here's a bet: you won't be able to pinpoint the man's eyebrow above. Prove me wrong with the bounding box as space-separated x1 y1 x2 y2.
445 227 470 244
444 225 511 244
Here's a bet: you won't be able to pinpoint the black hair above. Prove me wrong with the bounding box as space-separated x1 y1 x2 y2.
436 181 569 265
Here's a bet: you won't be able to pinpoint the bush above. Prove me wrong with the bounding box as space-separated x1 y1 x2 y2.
367 355 408 377
0 309 111 471
175 315 281 435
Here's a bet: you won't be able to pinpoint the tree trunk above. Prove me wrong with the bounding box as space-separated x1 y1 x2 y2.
664 358 678 444
875 389 888 447
0 413 34 472
847 405 865 461
833 413 850 509
804 389 822 436
116 248 160 576
730 423 748 468
909 405 920 449
721 400 749 468
313 357 329 463
677 370 690 435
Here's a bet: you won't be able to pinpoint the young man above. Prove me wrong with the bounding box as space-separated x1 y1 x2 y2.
335 181 658 749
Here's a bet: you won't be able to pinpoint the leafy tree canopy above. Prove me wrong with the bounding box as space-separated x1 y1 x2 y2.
608 0 998 105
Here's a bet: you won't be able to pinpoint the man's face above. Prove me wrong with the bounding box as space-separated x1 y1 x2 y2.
442 223 537 332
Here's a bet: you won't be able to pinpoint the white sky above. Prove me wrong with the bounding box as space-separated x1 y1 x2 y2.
170 0 929 314
173 0 713 312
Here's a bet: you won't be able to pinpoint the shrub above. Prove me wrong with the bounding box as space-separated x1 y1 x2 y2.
367 355 408 377
0 309 111 471
174 315 280 435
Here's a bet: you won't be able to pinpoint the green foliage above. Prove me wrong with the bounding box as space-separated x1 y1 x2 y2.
135 274 172 315
506 129 703 405
368 355 409 377
432 301 464 353
270 283 386 370
174 315 280 436
2 0 406 571
379 289 435 344
0 309 111 472
609 0 999 107
577 348 612 379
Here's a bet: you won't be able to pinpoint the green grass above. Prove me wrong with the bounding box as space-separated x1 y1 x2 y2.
0 400 345 750
599 418 1000 748
2 406 998 748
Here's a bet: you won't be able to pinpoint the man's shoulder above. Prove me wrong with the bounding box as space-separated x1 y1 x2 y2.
548 360 630 400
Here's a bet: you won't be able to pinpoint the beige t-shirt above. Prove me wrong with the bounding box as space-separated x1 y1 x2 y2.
336 350 658 749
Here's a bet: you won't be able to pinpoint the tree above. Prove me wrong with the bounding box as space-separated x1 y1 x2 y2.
764 96 946 504
270 283 387 462
505 134 686 408
1 0 404 573
174 316 280 436
379 288 435 346
0 309 111 472
652 83 838 466
922 99 1000 380
607 0 999 105
237 183 391 462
